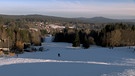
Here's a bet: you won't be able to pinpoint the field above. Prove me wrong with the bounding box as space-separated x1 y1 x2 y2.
0 36 135 76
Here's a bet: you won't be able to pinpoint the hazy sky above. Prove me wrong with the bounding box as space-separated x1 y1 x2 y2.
0 0 135 19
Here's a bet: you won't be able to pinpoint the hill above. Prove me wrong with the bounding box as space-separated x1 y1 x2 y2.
77 17 135 23
0 14 135 23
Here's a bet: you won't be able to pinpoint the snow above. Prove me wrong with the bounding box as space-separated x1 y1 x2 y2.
48 24 65 29
0 36 135 76
102 69 135 76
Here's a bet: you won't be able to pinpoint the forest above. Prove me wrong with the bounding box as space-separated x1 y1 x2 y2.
0 14 135 53
53 23 135 48
0 15 47 53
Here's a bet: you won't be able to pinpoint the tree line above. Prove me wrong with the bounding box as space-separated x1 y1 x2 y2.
98 23 135 47
53 23 135 49
0 16 47 54
53 28 96 49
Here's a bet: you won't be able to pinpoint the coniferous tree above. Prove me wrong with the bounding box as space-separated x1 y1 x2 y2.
82 36 90 49
72 31 80 47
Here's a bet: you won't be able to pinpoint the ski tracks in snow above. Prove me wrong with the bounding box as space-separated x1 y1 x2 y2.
0 57 135 67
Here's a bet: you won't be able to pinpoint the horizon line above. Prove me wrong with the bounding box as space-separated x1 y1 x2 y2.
0 13 135 20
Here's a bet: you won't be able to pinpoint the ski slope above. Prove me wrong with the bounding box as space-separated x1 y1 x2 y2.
0 36 135 76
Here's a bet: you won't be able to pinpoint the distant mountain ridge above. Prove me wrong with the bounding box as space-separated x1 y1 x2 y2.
77 17 135 23
0 14 135 23
77 17 118 23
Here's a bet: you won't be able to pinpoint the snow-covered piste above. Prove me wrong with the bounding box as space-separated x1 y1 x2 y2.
0 36 135 76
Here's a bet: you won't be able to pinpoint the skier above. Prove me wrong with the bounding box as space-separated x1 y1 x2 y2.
58 53 60 57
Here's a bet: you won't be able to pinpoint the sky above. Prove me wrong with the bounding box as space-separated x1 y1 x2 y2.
0 0 135 19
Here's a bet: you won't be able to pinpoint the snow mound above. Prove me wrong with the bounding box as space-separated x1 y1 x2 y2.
118 69 135 76
102 69 135 76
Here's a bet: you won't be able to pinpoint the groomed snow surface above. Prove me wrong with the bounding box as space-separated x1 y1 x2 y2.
0 36 135 76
